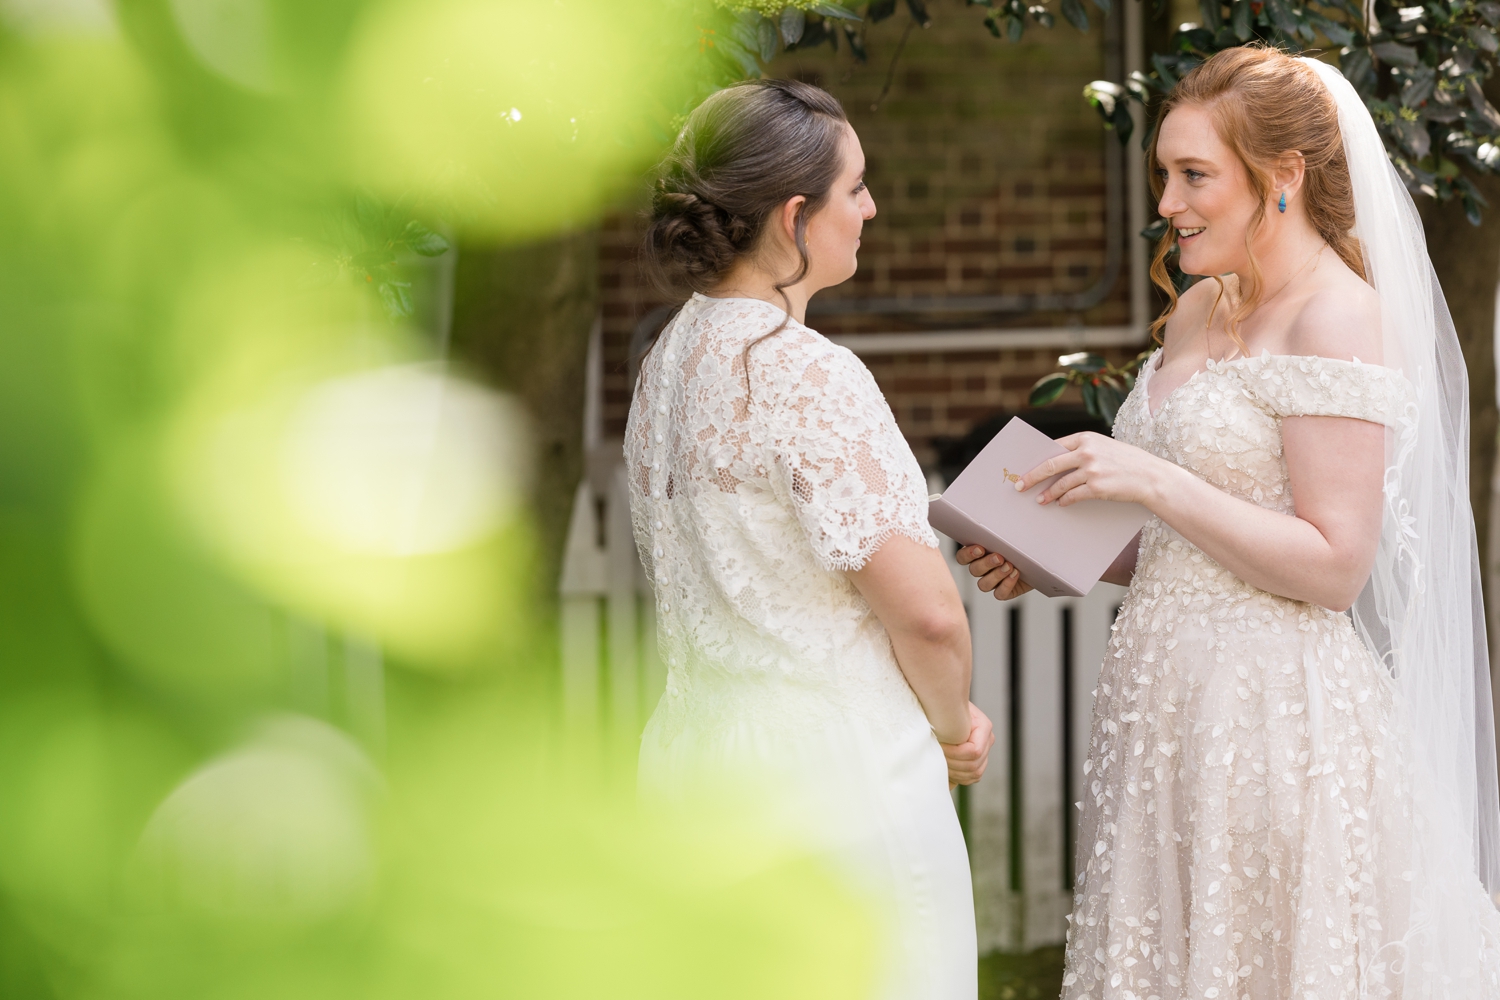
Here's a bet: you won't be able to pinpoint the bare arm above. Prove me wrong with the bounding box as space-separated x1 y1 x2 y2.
1020 416 1383 611
847 534 973 743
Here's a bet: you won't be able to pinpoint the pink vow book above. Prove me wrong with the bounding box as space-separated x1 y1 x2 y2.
928 416 1149 598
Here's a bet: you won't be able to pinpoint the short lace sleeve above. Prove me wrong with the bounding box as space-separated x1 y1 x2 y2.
1225 352 1414 427
763 335 937 572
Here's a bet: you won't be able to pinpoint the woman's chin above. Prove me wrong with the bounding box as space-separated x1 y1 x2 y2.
1176 250 1219 278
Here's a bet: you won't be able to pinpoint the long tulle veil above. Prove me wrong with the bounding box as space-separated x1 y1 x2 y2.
1299 55 1500 977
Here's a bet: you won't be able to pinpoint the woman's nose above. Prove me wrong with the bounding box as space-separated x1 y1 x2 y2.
861 190 877 220
1157 184 1185 220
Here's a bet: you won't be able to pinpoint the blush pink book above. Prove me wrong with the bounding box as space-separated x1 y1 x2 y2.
927 416 1149 598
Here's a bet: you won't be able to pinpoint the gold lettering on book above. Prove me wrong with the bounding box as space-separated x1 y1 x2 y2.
1002 468 1021 484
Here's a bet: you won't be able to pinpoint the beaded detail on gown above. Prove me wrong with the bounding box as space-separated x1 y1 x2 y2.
1061 351 1500 999
625 293 976 1000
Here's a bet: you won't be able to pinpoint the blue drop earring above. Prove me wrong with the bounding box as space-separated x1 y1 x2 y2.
1278 191 1287 213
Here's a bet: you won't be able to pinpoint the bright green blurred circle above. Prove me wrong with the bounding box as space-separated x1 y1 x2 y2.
340 0 686 239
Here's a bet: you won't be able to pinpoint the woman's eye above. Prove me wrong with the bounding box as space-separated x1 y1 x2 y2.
1185 169 1205 181
853 181 867 194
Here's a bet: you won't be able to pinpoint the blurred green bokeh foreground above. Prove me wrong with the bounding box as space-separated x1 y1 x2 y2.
0 1 879 996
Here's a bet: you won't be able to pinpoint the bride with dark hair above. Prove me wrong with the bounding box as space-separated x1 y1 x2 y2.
962 45 1500 997
626 79 1016 999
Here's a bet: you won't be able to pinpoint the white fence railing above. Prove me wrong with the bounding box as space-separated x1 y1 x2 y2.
558 462 1125 952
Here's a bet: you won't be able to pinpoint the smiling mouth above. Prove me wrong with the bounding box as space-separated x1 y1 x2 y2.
1177 225 1206 241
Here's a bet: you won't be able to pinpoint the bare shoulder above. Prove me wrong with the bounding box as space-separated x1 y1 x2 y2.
1160 276 1230 353
1285 262 1382 363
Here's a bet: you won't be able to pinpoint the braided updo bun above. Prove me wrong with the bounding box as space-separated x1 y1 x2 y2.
644 79 849 297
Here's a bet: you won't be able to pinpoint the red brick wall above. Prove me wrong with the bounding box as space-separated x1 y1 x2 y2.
599 2 1152 463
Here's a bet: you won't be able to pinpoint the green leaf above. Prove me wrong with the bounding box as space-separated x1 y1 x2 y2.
1151 53 1179 87
1029 373 1071 407
1092 0 1111 15
1029 5 1055 27
905 0 933 25
355 194 385 234
1061 0 1090 31
1464 190 1483 225
1393 117 1432 158
867 0 898 22
1084 79 1123 116
1231 0 1253 40
1340 46 1373 89
1006 12 1025 39
757 17 779 61
1308 12 1352 45
1128 69 1166 96
401 222 449 257
811 2 864 20
1112 101 1135 144
721 37 763 77
1141 217 1171 241
1481 1 1500 25
780 6 806 45
379 280 413 318
1471 25 1500 53
1263 0 1299 34
1097 386 1124 427
1372 41 1420 67
1198 0 1222 31
1080 380 1101 419
844 23 868 60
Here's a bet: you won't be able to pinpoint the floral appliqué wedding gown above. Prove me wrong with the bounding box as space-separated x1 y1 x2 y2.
625 294 976 1000
1063 350 1500 999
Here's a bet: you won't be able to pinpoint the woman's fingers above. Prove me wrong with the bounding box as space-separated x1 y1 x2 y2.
966 551 1010 578
978 564 1022 595
1037 469 1091 505
955 544 989 567
1017 442 1087 492
994 569 1026 599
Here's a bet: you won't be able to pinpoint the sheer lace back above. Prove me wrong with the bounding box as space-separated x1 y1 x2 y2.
625 294 938 744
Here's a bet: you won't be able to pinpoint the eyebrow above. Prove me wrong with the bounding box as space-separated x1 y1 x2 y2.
1166 156 1214 168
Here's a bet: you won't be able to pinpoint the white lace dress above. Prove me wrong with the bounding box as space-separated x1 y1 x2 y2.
625 293 976 1000
1062 351 1500 999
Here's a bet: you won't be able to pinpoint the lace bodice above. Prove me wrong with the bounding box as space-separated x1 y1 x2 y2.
1114 350 1414 514
1063 352 1500 998
625 294 939 743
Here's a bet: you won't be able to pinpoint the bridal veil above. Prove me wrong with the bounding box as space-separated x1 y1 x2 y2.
1300 53 1500 977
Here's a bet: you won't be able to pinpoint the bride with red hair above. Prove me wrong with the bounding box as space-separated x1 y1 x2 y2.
961 45 1500 997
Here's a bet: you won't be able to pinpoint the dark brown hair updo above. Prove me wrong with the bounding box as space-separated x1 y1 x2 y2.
1147 45 1363 350
644 78 850 301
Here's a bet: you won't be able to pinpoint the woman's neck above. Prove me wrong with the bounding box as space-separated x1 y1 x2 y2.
1233 215 1327 310
706 262 813 323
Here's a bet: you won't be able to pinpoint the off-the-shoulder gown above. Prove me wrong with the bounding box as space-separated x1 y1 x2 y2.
1062 350 1500 999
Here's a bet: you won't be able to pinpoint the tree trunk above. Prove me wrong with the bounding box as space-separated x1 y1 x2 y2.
448 229 600 613
1420 189 1500 655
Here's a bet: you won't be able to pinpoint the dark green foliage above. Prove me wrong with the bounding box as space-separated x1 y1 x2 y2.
1071 0 1500 224
744 1 926 64
978 946 1067 1000
1029 351 1155 428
